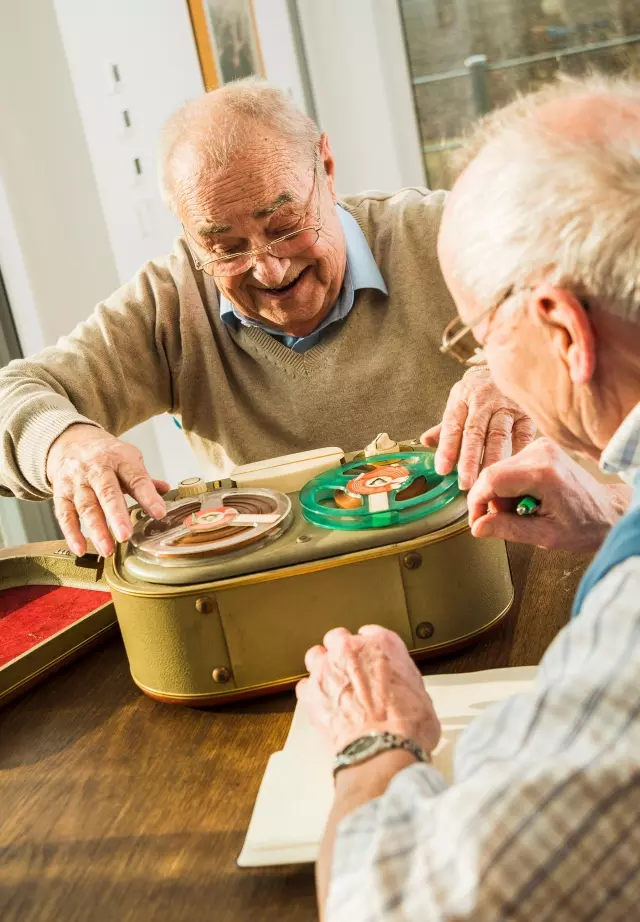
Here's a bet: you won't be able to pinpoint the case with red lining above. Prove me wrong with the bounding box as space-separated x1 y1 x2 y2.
0 541 116 707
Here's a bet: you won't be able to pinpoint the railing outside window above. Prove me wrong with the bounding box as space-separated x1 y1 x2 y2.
399 0 640 189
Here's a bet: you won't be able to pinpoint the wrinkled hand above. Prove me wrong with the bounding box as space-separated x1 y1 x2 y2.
46 424 169 558
296 626 440 755
421 367 536 490
467 438 629 553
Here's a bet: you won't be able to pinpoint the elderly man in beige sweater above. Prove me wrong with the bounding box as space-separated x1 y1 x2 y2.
0 80 623 559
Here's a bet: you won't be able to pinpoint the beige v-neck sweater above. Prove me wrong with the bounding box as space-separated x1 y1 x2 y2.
0 188 462 500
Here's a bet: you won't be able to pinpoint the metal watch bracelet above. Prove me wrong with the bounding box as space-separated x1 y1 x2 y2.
462 362 490 378
333 730 430 778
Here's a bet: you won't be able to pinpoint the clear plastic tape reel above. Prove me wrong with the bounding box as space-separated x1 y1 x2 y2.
129 488 292 565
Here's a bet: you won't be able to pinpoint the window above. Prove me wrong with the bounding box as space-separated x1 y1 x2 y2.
399 0 640 189
436 0 456 28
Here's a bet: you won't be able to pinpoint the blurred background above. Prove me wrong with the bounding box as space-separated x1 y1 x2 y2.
1 0 639 545
402 0 640 187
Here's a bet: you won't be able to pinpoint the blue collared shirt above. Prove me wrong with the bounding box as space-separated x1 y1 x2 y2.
219 205 388 353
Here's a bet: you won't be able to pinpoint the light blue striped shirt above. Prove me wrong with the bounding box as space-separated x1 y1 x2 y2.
219 205 387 353
601 402 640 485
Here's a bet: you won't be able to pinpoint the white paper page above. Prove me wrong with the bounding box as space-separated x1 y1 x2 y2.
238 666 537 868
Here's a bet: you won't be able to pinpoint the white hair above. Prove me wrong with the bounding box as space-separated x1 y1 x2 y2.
158 77 321 214
450 75 640 323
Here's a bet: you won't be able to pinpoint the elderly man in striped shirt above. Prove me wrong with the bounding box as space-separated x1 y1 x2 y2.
297 75 640 921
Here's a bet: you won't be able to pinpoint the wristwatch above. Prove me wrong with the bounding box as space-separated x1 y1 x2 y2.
333 730 430 777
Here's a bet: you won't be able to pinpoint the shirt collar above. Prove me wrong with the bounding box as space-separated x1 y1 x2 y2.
218 204 387 336
336 205 387 294
600 401 640 485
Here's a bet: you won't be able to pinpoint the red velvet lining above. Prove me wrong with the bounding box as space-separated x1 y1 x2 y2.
0 586 111 667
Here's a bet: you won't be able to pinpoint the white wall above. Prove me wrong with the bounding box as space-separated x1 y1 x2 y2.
0 179 45 358
0 0 119 351
53 0 208 486
0 0 183 488
0 0 132 541
296 0 426 195
53 0 204 282
252 0 311 115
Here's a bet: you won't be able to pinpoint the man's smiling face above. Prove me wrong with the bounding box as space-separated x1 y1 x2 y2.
180 132 347 337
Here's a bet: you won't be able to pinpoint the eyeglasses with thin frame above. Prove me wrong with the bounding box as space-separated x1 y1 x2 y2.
440 285 516 366
182 162 322 278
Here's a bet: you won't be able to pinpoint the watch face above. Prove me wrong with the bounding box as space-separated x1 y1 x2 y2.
343 736 379 758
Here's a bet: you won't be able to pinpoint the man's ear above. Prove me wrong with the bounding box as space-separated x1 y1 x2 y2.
319 133 337 202
530 283 597 385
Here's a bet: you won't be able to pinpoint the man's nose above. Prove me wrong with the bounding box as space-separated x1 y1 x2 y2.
251 252 290 288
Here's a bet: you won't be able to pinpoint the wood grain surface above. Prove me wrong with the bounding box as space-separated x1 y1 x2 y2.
0 543 591 922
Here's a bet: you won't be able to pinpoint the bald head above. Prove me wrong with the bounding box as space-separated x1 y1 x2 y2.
159 78 321 216
441 75 640 325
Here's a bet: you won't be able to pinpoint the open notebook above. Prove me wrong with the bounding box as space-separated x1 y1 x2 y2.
238 665 538 867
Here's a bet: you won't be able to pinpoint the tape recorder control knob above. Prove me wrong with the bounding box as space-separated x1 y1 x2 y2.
177 477 208 499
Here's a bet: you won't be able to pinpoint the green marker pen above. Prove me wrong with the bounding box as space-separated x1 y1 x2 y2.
516 495 540 516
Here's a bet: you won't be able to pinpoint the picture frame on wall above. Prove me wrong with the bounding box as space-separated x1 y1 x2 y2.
187 0 264 91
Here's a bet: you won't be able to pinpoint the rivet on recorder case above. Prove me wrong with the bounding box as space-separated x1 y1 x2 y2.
105 440 514 706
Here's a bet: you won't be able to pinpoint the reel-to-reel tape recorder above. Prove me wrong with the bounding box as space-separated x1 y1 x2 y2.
105 439 514 706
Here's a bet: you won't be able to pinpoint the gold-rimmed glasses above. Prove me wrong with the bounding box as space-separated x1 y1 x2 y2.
183 163 322 278
440 285 516 366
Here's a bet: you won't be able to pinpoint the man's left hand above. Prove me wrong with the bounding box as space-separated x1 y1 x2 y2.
421 367 536 490
296 626 440 756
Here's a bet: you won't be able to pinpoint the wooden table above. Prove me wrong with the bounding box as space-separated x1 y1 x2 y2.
0 543 591 922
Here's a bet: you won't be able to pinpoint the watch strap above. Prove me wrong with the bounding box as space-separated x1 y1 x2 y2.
333 730 430 777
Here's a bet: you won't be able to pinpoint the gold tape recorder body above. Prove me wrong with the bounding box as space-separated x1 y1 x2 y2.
105 436 514 705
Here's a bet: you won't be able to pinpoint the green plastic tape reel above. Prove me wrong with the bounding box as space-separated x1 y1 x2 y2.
299 452 460 530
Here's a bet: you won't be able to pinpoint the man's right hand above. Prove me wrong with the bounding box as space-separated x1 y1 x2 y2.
297 625 440 757
46 424 169 558
466 438 631 553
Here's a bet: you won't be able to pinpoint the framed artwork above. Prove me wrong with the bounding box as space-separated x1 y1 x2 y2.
187 0 265 91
